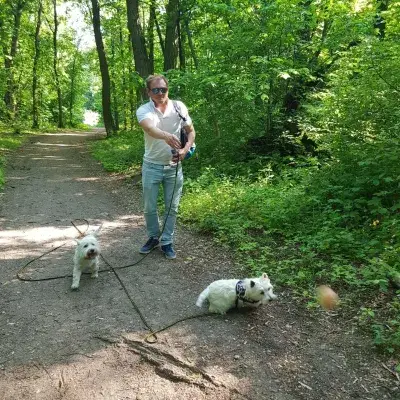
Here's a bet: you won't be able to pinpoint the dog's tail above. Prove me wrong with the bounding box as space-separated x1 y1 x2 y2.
196 287 209 308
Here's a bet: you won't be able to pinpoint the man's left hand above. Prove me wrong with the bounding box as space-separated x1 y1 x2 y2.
175 149 188 162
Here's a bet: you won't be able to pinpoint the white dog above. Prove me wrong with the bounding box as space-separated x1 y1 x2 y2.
196 273 277 314
71 234 100 290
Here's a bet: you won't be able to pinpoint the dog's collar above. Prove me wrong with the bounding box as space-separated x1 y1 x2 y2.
235 280 260 308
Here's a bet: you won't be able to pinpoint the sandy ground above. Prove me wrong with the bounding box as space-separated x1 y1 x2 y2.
0 130 399 400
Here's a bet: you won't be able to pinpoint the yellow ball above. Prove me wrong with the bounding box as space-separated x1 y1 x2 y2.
317 285 339 310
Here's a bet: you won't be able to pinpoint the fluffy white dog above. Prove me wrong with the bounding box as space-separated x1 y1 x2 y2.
196 273 277 314
71 234 100 290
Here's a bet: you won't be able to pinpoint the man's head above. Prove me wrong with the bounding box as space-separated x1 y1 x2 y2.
146 74 169 105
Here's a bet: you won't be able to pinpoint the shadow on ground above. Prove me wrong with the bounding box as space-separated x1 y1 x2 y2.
0 131 398 400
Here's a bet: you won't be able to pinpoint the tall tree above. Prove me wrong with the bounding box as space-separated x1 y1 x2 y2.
126 0 151 97
32 0 43 129
176 7 185 70
52 0 64 128
153 4 165 58
90 0 115 136
147 0 155 73
68 43 81 127
110 37 119 130
183 10 197 69
375 0 390 39
164 0 179 71
3 0 25 120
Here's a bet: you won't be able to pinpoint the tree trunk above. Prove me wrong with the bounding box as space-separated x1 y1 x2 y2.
154 9 165 58
32 0 43 129
126 0 151 100
177 9 185 70
148 0 156 74
52 0 64 128
164 0 179 71
375 0 389 39
69 49 78 127
128 61 135 130
184 13 198 69
119 22 127 131
90 0 115 136
110 38 119 131
4 0 24 120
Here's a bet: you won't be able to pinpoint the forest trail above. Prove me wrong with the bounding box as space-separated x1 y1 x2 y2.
0 130 397 400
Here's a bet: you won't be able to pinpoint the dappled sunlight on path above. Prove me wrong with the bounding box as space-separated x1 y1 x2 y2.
0 130 396 399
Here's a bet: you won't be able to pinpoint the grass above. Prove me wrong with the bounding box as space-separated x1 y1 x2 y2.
91 129 143 176
0 128 31 188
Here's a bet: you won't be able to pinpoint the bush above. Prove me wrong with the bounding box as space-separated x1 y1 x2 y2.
91 130 144 174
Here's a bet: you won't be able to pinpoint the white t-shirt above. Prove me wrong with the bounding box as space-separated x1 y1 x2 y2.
136 99 192 165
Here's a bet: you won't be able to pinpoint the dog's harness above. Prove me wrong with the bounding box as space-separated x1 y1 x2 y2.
235 280 261 308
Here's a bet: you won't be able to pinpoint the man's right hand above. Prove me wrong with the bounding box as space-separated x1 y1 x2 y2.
139 119 181 149
164 133 181 149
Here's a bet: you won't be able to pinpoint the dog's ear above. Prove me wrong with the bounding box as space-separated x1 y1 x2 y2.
250 280 255 288
261 273 269 280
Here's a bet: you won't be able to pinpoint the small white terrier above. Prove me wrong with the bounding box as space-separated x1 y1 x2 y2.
196 273 277 314
71 234 101 290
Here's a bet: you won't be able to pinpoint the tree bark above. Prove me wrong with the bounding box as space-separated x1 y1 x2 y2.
32 0 43 129
90 0 115 136
164 0 179 71
4 0 24 120
126 0 151 100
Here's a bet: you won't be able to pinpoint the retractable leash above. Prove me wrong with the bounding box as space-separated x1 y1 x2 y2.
15 158 211 343
16 160 180 282
172 101 196 159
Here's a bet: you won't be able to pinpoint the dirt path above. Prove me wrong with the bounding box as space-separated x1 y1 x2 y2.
0 130 398 400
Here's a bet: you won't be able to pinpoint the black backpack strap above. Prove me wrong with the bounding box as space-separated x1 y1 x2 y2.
172 100 187 123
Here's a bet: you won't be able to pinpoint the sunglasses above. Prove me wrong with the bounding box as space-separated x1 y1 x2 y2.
150 87 168 94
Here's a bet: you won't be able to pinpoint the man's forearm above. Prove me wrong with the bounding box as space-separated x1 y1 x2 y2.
140 120 182 149
183 126 196 151
142 125 170 141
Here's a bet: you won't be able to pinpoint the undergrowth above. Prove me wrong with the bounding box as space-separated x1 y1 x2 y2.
0 128 31 188
179 137 400 357
91 130 143 175
91 129 400 359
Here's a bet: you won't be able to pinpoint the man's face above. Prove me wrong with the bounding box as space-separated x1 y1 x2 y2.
148 78 169 105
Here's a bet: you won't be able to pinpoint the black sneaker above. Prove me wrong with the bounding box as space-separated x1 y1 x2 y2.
161 243 176 259
139 237 159 254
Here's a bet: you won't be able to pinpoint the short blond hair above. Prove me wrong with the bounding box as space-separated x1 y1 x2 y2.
145 74 169 89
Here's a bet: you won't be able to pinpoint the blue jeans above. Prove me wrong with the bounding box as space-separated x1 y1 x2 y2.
142 160 183 246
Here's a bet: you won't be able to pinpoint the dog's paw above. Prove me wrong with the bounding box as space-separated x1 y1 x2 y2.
71 284 80 291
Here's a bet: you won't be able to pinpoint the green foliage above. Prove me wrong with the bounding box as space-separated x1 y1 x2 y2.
0 128 30 188
1 0 399 356
91 130 144 173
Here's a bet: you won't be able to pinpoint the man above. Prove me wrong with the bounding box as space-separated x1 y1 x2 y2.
136 74 196 259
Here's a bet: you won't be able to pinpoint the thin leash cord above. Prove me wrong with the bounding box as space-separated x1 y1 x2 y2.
16 164 179 281
16 219 91 282
99 251 214 343
14 161 213 342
